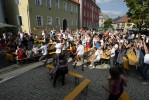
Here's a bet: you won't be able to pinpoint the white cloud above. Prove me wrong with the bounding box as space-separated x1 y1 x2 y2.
97 0 122 4
102 10 126 18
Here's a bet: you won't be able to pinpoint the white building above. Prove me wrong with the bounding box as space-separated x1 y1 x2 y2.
99 12 109 27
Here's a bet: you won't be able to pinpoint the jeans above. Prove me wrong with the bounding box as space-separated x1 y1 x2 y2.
53 69 65 87
142 63 149 81
110 56 114 67
39 55 48 61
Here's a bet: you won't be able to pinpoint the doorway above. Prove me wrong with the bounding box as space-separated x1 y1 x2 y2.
63 19 67 31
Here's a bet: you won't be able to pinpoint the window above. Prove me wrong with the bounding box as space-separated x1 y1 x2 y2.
70 20 73 26
46 0 51 7
70 4 73 12
87 2 89 8
56 17 60 26
74 20 77 26
17 15 22 25
74 5 77 13
47 16 52 25
84 0 86 6
84 10 86 16
63 1 67 11
36 16 43 26
55 0 59 9
15 0 20 4
83 21 86 26
35 0 41 5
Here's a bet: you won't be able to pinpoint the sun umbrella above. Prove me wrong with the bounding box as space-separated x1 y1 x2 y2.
0 23 16 28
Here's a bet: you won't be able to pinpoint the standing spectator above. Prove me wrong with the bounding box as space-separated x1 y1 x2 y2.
110 44 116 67
108 67 121 100
140 42 149 84
53 54 68 87
55 40 63 59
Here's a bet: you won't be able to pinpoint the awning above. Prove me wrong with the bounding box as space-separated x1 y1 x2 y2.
0 23 16 28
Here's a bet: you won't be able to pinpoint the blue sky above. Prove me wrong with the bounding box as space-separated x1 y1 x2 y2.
96 0 128 18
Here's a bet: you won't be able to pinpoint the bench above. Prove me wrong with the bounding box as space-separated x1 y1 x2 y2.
49 52 56 55
63 79 91 100
120 90 130 100
32 54 42 61
47 64 83 85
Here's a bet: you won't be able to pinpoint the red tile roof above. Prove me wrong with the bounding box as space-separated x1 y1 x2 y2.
69 0 80 4
117 15 130 23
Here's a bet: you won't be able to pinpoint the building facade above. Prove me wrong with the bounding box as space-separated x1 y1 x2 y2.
115 15 135 32
0 0 5 23
5 0 80 34
79 0 100 28
99 12 109 28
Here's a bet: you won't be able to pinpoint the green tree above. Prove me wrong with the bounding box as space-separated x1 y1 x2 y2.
124 0 149 32
104 18 113 28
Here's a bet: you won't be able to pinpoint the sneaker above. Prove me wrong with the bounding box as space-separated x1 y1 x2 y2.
89 64 92 66
73 63 76 65
142 82 148 85
93 66 96 69
138 76 143 79
90 67 94 69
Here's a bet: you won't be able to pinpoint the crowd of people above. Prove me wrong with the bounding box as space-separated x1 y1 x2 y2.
0 29 149 100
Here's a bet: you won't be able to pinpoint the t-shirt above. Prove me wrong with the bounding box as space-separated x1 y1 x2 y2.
95 41 101 49
20 33 23 41
55 43 62 54
95 50 100 60
111 47 116 57
33 47 39 55
16 48 24 59
40 44 48 55
77 45 84 55
100 40 104 46
144 54 149 64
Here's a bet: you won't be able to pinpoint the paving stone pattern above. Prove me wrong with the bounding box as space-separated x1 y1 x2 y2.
0 60 149 100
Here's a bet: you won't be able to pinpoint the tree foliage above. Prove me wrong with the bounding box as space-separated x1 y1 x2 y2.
104 18 113 28
124 0 149 31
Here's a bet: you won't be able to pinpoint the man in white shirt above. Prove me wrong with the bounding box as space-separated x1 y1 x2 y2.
39 42 48 65
19 32 24 42
110 44 116 67
55 40 63 58
73 40 84 71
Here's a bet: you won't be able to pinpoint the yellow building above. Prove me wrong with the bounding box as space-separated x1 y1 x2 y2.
5 0 80 34
116 15 135 32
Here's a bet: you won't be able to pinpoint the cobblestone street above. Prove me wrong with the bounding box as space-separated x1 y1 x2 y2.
0 59 149 100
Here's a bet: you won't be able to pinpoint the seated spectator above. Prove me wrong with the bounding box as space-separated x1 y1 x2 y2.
69 44 77 62
26 48 33 59
32 44 39 55
15 45 24 60
89 47 103 69
73 40 84 70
